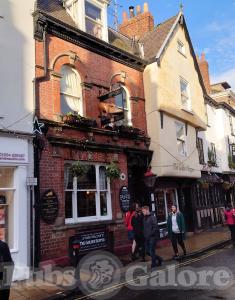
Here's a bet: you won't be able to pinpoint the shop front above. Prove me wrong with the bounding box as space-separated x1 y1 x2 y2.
0 135 32 280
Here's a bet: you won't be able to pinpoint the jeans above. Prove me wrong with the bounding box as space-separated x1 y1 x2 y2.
145 238 162 268
134 235 145 259
171 232 186 255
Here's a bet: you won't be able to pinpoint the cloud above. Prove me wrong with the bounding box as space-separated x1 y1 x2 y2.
212 67 235 90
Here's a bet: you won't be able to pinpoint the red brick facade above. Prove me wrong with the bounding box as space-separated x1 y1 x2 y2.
36 33 150 265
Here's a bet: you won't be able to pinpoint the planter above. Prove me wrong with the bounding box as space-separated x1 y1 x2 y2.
118 125 142 136
222 182 232 190
62 114 97 128
201 182 209 189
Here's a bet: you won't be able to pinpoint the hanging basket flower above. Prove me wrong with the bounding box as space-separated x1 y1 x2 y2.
106 162 121 180
222 181 232 190
70 162 87 177
198 179 209 190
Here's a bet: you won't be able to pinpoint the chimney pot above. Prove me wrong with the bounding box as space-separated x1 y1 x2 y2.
122 11 128 23
136 5 141 15
129 6 135 18
201 52 206 62
143 2 149 13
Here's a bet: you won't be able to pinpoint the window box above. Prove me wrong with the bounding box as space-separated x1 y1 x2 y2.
63 113 97 128
117 125 143 137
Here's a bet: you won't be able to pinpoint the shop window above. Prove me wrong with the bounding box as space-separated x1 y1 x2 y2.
197 137 205 165
64 163 111 223
60 65 83 116
155 189 178 225
180 78 191 111
175 121 187 157
0 168 15 249
114 87 132 126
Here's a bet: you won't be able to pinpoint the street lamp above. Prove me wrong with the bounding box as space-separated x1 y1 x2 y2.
143 167 157 189
143 167 157 216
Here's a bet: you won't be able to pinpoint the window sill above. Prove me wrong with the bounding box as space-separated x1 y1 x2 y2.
53 219 123 231
181 108 194 115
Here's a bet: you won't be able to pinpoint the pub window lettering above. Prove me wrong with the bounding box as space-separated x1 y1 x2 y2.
64 163 112 223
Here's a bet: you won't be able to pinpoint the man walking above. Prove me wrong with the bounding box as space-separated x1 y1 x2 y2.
142 206 163 269
167 205 186 259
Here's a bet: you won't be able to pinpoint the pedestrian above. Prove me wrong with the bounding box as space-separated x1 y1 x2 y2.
125 202 138 261
131 205 145 261
142 206 163 269
0 240 14 300
167 205 186 259
224 204 235 245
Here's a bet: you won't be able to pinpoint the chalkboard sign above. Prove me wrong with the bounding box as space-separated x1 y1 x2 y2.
40 189 59 224
119 186 131 213
0 195 6 205
70 229 108 254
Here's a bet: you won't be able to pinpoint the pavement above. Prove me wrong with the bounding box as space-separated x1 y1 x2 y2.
9 226 231 300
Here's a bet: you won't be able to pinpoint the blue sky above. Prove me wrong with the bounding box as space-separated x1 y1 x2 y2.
108 0 235 89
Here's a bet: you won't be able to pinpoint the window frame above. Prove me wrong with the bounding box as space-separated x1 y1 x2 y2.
65 162 112 224
229 114 235 136
177 40 186 56
175 121 187 157
197 137 205 165
180 77 191 111
85 0 104 39
60 65 83 116
114 86 132 126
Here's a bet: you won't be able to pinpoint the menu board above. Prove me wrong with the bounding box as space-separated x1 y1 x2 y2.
119 186 131 213
40 189 59 224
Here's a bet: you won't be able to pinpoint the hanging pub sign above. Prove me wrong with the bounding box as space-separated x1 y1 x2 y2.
119 186 131 213
98 88 122 101
40 189 59 224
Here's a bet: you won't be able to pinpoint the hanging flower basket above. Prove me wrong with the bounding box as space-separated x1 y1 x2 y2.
198 179 209 190
70 162 87 177
106 162 121 180
62 113 77 125
222 181 232 190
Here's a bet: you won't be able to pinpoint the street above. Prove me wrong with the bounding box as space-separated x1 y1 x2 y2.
67 244 235 300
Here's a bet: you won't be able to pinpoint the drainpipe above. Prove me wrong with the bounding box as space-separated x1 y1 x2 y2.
33 22 48 268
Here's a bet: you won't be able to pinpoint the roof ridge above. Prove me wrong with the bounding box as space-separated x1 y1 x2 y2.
140 13 179 41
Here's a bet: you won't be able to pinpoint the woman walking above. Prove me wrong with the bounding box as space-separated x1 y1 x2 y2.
131 205 145 261
224 204 235 245
167 205 186 259
125 202 138 261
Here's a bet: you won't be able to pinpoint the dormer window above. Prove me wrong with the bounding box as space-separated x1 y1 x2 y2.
85 1 102 39
63 0 109 42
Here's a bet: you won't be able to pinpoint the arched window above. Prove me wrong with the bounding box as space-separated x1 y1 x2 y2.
60 65 83 115
114 87 132 125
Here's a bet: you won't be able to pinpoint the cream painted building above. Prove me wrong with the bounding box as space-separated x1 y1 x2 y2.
141 11 207 233
0 0 35 280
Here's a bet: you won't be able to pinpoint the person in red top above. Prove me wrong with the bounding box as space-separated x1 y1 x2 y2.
125 202 139 260
224 204 235 245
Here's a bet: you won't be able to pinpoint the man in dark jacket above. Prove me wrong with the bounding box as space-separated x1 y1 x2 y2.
131 207 145 261
167 205 186 259
142 206 163 269
0 240 14 300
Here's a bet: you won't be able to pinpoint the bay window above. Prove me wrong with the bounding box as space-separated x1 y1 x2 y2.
64 163 112 223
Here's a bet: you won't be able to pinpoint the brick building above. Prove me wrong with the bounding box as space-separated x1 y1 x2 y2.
34 0 151 266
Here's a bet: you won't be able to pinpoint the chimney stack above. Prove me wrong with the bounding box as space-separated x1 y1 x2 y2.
119 2 154 39
136 5 141 15
197 53 211 94
129 6 135 18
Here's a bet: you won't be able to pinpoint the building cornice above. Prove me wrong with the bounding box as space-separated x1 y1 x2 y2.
33 11 147 72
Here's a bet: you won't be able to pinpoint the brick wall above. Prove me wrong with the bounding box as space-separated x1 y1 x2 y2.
197 53 211 94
